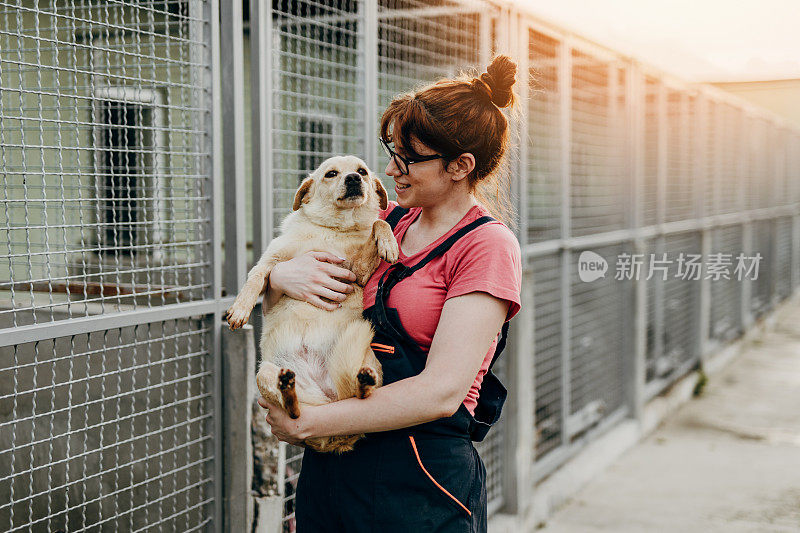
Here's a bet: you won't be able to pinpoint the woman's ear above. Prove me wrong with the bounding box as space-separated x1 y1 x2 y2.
447 153 476 181
374 177 389 210
293 177 314 211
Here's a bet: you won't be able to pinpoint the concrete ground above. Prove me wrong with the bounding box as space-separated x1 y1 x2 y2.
538 299 800 533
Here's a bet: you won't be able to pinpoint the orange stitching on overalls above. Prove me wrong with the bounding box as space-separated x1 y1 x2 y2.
408 436 472 517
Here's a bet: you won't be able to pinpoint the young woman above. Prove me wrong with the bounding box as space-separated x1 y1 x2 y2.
258 55 523 532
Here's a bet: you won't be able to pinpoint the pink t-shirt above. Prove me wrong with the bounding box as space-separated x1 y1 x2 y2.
363 201 522 415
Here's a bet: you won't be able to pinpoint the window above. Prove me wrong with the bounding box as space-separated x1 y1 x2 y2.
93 87 166 255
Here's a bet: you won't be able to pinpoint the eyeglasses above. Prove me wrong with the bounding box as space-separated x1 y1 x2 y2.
379 137 445 175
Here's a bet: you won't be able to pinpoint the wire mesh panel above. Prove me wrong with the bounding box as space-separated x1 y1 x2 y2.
742 115 758 211
0 318 215 532
570 51 626 237
749 119 772 210
719 105 743 214
646 232 702 399
644 238 661 384
642 77 660 227
704 100 720 217
526 29 561 243
665 91 695 222
775 216 793 301
774 130 791 208
279 443 304 532
569 244 629 438
763 126 777 210
0 1 213 326
660 232 701 371
269 0 364 231
750 219 774 319
531 254 562 460
709 225 744 344
792 135 800 206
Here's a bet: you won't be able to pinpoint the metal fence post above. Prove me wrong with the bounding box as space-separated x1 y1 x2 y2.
792 135 800 292
207 0 225 530
696 93 711 362
740 120 754 329
627 62 646 422
221 326 256 532
220 2 249 531
501 11 534 516
221 0 247 294
251 0 274 257
558 36 572 450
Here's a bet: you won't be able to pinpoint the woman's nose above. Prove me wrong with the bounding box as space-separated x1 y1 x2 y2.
385 158 400 177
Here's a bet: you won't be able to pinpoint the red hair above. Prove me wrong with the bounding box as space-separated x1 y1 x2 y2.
379 55 518 226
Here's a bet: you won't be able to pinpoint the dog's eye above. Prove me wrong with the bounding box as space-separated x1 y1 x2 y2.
357 168 367 176
324 170 338 178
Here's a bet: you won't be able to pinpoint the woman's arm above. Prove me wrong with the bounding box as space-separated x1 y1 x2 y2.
263 291 509 441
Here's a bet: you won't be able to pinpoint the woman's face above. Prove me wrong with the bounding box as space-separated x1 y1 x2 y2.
384 135 453 209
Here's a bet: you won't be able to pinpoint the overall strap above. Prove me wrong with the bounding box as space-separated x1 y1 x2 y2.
374 215 496 330
379 216 496 295
385 205 409 230
489 320 510 371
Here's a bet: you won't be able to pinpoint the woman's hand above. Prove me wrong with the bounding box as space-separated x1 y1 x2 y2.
266 251 357 311
257 397 313 446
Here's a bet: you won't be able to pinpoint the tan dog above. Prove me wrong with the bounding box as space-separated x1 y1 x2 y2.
226 156 399 453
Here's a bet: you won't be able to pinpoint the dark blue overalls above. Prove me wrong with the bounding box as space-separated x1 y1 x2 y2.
295 206 510 533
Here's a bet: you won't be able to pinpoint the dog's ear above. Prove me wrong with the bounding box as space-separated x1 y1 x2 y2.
293 177 314 211
374 177 388 210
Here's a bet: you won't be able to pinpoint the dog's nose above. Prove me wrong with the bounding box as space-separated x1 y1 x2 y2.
344 173 362 185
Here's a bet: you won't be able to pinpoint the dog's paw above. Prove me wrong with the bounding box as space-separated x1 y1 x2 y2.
225 304 251 330
357 367 377 399
278 368 296 390
377 234 399 264
357 367 377 387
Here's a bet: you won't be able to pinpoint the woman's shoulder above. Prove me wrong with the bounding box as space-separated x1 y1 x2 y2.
461 205 521 252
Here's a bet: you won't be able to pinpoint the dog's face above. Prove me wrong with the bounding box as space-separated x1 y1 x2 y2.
293 156 388 227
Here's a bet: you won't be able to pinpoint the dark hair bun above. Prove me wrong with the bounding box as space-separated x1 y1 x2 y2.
479 55 517 108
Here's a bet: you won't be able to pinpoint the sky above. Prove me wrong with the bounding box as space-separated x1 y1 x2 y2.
520 0 800 82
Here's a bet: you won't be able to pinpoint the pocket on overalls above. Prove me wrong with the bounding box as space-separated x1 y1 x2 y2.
469 370 507 442
373 435 474 532
369 336 418 385
408 436 473 518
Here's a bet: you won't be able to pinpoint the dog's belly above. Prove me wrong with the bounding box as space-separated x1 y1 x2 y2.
261 297 362 402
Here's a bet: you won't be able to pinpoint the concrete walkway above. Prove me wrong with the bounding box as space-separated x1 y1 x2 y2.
538 296 800 533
